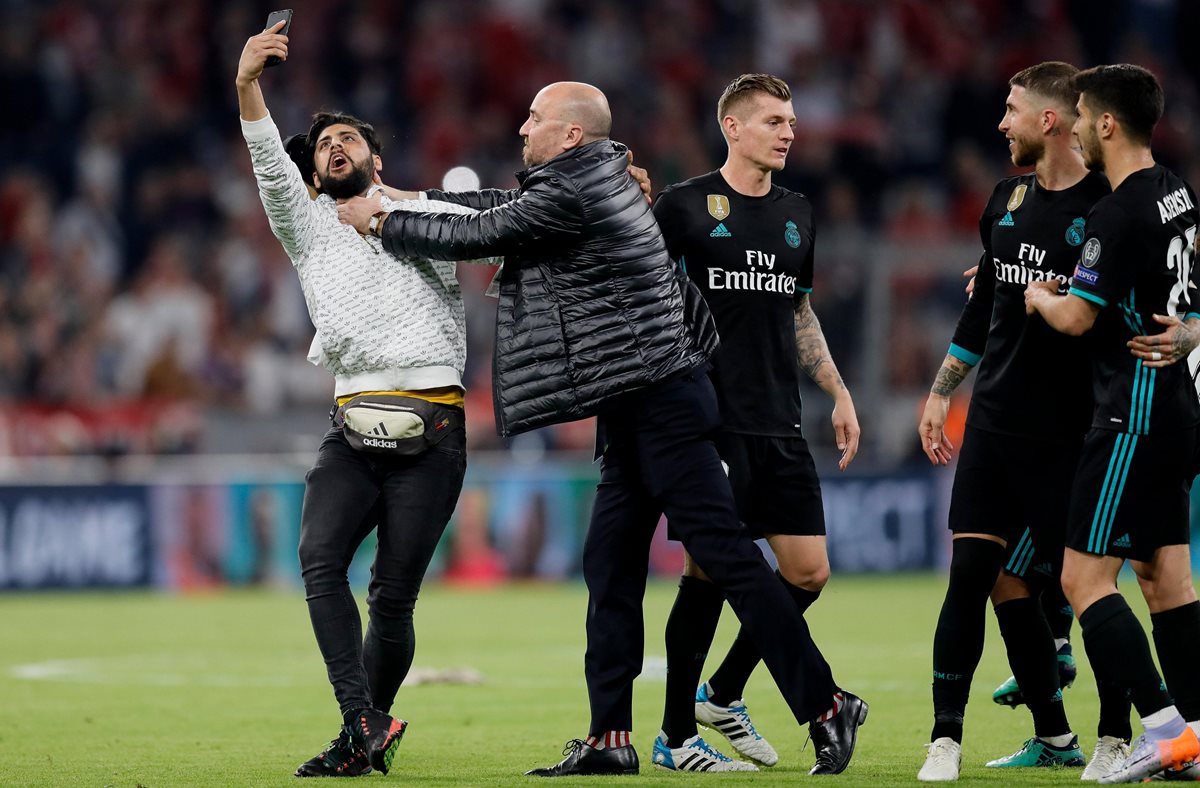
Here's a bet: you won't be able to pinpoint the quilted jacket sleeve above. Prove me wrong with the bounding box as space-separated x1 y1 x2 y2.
382 174 582 261
423 188 519 210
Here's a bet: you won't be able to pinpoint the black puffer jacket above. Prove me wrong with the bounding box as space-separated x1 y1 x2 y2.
381 140 717 436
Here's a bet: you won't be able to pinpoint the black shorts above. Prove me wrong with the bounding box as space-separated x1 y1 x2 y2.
717 432 825 539
948 425 1081 581
1066 427 1196 561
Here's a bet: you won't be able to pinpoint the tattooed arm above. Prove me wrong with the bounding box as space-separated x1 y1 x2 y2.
918 354 975 466
1128 314 1200 368
794 294 859 470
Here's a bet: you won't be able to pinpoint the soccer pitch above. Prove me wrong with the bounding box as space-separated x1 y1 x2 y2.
1 574 1148 786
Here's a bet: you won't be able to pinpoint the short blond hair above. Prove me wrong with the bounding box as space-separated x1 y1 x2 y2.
717 73 792 126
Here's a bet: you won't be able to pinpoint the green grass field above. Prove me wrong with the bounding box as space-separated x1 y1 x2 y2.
0 574 1155 786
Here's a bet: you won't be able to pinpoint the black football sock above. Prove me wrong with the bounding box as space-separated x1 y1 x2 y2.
1096 676 1133 741
1079 593 1173 717
931 538 1005 743
706 570 820 707
1040 582 1074 642
994 596 1070 737
780 569 823 616
1152 601 1200 721
662 575 724 747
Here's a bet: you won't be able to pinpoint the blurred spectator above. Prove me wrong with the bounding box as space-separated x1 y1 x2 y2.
0 0 1197 463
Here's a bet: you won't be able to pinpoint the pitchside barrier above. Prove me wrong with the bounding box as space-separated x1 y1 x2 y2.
3 452 1193 590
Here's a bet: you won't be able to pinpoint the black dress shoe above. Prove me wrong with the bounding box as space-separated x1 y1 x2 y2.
808 691 868 775
526 739 640 777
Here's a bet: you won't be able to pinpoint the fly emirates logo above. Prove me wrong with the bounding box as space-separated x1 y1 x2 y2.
994 242 1068 286
707 250 797 294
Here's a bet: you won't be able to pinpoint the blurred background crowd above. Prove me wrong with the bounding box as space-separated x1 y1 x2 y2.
2 0 1199 464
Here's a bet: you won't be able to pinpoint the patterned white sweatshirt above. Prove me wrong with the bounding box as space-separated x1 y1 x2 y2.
242 113 487 397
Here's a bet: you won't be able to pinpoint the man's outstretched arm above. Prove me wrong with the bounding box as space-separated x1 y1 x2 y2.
235 19 288 122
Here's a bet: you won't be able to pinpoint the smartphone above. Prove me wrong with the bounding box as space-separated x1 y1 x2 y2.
263 9 293 68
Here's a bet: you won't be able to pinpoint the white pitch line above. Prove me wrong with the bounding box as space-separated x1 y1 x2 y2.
8 657 295 687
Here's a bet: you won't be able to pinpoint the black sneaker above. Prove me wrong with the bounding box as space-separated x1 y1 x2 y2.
808 691 868 775
350 709 408 775
525 739 640 777
294 726 373 778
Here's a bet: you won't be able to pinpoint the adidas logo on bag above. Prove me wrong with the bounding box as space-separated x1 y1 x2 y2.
362 437 397 449
368 422 390 437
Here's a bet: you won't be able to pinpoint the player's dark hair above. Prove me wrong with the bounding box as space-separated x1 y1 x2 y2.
717 74 792 124
1009 61 1079 115
1071 64 1163 146
306 111 383 158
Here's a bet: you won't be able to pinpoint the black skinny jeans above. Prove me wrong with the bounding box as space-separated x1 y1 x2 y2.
298 423 466 716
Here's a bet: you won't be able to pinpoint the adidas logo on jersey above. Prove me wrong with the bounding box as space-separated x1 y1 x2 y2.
998 212 1015 227
1112 533 1132 548
710 223 732 238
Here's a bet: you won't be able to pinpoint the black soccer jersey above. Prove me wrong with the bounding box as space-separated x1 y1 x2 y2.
1067 164 1200 435
950 172 1111 439
653 170 814 436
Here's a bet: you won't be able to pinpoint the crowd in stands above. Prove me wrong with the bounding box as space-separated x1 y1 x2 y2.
1 0 1198 456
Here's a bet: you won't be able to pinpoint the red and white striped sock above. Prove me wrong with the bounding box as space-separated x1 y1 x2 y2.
585 731 631 749
816 691 845 723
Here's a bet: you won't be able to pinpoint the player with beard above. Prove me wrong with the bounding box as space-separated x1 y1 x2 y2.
917 62 1126 781
237 21 491 778
1026 63 1200 783
648 73 862 774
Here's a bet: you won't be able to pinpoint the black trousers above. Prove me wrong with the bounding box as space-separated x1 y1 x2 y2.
584 372 835 733
298 423 466 716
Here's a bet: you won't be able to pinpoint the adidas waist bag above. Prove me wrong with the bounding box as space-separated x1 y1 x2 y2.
335 394 462 456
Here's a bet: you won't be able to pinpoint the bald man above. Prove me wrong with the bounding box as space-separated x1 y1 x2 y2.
340 81 865 778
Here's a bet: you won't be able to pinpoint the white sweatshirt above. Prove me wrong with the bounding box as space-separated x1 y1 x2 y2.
242 113 487 397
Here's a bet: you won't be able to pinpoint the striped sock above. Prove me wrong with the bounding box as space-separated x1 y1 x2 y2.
586 731 631 749
816 691 844 723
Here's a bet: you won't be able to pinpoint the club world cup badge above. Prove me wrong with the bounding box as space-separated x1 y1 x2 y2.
1007 184 1027 212
1065 217 1085 246
784 220 802 249
707 194 731 221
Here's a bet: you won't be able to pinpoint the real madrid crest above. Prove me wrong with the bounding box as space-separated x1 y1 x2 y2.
784 220 801 249
1065 217 1085 246
707 194 731 221
1007 184 1027 212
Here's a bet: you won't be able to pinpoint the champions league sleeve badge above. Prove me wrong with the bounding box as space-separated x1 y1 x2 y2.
1007 184 1027 211
784 220 801 249
707 194 731 220
1081 237 1101 268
